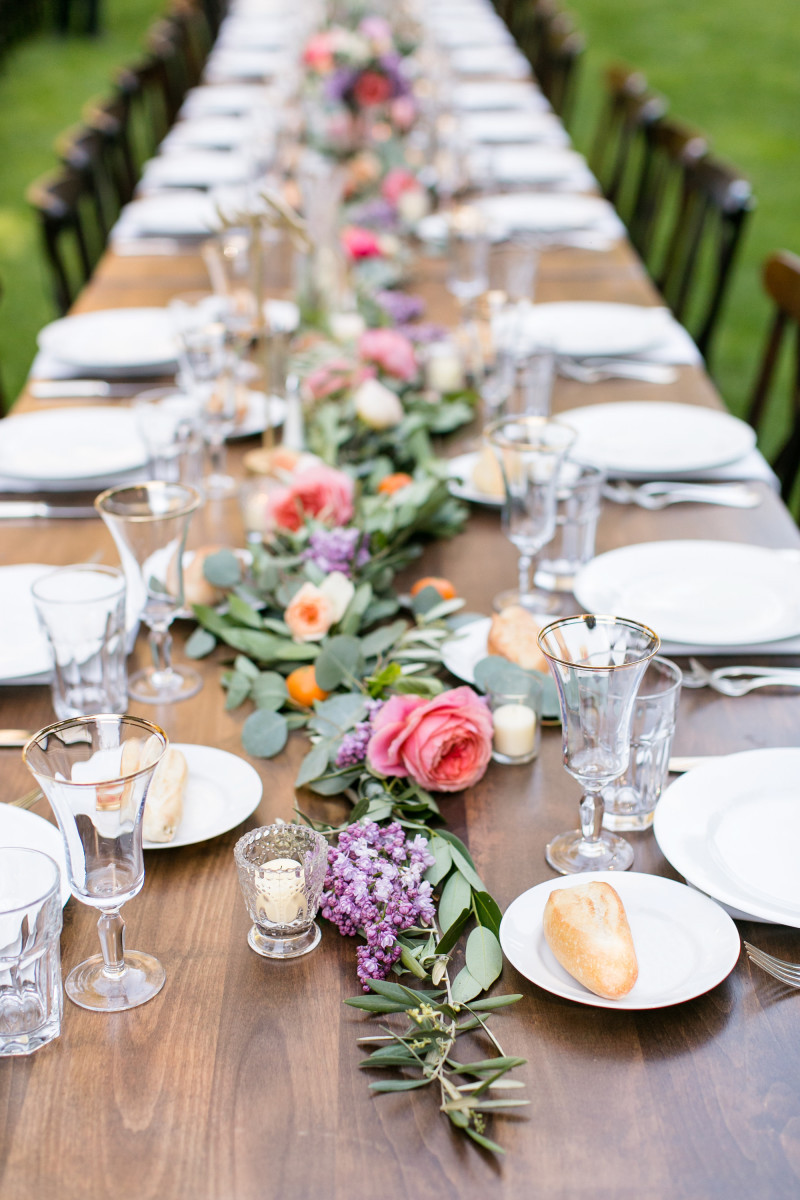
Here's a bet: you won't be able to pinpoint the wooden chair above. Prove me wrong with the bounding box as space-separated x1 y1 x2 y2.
115 55 175 167
536 18 585 126
590 65 666 212
83 91 138 208
55 125 117 240
629 115 708 265
655 153 754 364
746 251 800 504
27 166 101 314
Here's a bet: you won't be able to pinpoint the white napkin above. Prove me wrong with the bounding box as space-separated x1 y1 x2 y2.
111 191 219 241
139 150 253 190
477 193 626 243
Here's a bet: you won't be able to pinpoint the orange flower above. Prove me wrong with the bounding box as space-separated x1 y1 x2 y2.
284 583 335 643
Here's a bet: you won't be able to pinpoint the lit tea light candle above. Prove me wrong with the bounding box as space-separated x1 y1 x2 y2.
493 703 537 760
255 857 307 926
329 311 366 343
426 345 465 393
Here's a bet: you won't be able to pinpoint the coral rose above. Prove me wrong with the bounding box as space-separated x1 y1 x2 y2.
353 70 393 108
266 464 355 533
367 686 493 792
358 328 417 382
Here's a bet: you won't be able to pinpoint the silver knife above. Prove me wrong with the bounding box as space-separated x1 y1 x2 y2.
29 380 158 399
0 502 98 519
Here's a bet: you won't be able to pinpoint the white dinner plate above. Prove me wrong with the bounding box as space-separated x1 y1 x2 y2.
229 390 286 439
180 84 268 117
452 81 549 112
513 301 675 358
143 744 262 849
476 195 616 236
163 116 254 151
205 49 290 80
0 805 70 907
0 408 148 483
500 872 740 1009
116 192 219 237
561 401 756 477
38 308 178 373
0 564 54 681
655 749 800 927
488 147 593 186
452 46 531 78
462 111 566 144
446 452 503 506
574 540 800 647
141 150 253 190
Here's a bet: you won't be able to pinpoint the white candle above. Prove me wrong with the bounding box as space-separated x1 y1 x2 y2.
493 704 537 759
426 350 465 394
255 857 308 926
329 311 366 343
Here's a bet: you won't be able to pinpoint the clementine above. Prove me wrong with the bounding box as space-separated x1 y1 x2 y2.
286 665 330 707
409 576 458 601
377 472 414 495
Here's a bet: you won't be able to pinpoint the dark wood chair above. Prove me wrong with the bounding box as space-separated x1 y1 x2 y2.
746 251 800 505
629 115 708 265
115 55 175 167
536 18 585 127
27 166 101 314
590 65 667 215
55 125 117 241
83 91 138 208
655 152 755 365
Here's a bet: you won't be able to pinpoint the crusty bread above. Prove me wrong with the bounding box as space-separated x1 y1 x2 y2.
487 605 549 673
543 882 638 999
143 747 188 843
471 445 505 499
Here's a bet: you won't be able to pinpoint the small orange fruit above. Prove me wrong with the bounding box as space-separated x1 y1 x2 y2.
377 472 414 495
409 576 458 601
286 665 330 707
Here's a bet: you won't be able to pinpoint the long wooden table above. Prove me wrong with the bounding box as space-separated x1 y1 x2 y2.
3 229 800 1200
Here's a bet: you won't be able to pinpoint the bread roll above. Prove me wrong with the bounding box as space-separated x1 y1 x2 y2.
487 605 549 673
543 882 638 999
143 747 188 843
471 445 505 499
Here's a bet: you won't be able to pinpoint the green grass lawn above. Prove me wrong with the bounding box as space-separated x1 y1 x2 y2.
564 0 800 455
0 0 165 408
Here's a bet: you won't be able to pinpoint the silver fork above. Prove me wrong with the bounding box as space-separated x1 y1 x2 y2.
603 480 762 510
744 942 800 987
682 658 800 696
558 359 678 385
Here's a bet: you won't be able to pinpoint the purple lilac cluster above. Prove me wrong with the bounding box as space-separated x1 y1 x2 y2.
375 289 425 325
400 322 449 344
304 526 370 578
321 820 436 989
335 698 384 769
348 198 398 230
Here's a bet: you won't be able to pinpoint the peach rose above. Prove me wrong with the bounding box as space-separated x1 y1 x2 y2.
367 686 493 792
358 328 417 382
284 582 334 642
266 464 355 533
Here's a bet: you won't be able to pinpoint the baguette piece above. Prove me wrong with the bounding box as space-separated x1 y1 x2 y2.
487 605 548 673
542 882 638 999
143 747 188 843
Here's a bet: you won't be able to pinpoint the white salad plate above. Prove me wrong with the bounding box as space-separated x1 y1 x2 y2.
561 401 756 477
655 749 800 927
205 49 291 80
0 408 148 483
0 564 54 682
38 307 178 373
446 452 503 507
574 540 800 647
142 744 262 849
0 805 70 907
476 195 617 236
442 616 498 685
500 872 740 1009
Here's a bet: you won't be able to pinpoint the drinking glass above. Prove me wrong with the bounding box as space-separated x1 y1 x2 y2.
31 563 128 719
95 482 202 704
133 387 204 489
537 615 661 874
486 415 576 613
447 213 490 320
534 461 606 594
0 848 63 1055
23 715 168 1011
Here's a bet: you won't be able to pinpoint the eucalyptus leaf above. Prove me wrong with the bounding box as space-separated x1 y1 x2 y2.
308 693 367 738
202 549 242 588
365 798 393 821
449 845 486 894
360 619 408 660
227 594 265 630
435 909 469 958
410 585 446 616
438 871 471 935
348 796 370 823
465 927 503 991
233 655 259 680
399 946 428 979
473 891 503 939
294 739 332 787
394 676 445 697
241 709 288 758
424 836 452 887
451 965 483 1003
220 627 318 663
184 627 216 659
464 994 522 1012
251 671 289 711
314 635 365 691
308 770 361 795
224 671 251 711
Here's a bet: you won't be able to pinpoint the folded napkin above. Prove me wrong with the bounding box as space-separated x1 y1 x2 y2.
476 193 626 243
139 150 253 191
216 17 293 51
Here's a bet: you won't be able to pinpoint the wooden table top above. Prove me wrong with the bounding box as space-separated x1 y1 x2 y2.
3 230 800 1200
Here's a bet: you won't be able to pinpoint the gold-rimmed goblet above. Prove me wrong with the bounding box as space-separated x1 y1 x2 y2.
23 715 168 1011
537 614 660 873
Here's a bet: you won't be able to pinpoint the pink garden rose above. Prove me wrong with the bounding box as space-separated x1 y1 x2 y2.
303 357 372 402
302 32 334 71
266 464 355 533
381 167 421 206
358 328 417 382
390 95 417 132
341 226 384 260
367 686 493 792
353 70 393 108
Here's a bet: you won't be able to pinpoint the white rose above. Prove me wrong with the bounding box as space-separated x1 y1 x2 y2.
320 571 355 623
353 377 404 430
397 188 430 224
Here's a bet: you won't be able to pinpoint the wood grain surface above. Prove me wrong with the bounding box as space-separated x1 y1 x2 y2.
2 233 800 1200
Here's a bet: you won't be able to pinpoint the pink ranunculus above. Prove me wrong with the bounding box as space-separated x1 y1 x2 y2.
390 95 417 132
341 226 384 260
353 70 393 108
358 327 417 382
266 464 355 533
381 167 420 206
367 686 493 793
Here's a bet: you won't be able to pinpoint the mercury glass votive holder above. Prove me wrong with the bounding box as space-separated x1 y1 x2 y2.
234 823 328 959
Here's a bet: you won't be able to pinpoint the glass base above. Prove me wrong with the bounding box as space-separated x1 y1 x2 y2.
545 829 634 875
247 922 321 959
66 950 166 1012
128 664 203 704
0 996 60 1056
493 587 561 615
204 472 237 499
492 748 539 766
603 809 655 832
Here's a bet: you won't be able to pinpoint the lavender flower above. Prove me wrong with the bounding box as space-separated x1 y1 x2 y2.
321 820 436 989
399 321 449 344
335 698 384 769
348 198 398 230
324 67 358 104
376 289 425 325
304 526 370 578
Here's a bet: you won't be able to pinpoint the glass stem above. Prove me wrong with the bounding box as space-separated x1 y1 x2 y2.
208 432 227 480
579 789 604 844
149 627 175 687
97 909 126 979
517 552 532 600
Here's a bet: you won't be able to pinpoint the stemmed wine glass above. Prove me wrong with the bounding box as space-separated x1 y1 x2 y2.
23 715 168 1011
486 414 576 613
95 482 202 704
537 615 661 874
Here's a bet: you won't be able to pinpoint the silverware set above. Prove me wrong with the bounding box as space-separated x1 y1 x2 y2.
744 943 800 989
681 658 800 695
603 479 762 509
558 357 678 385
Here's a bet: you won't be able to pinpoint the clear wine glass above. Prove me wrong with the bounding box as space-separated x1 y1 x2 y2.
486 414 576 613
537 615 661 874
95 482 202 704
23 715 168 1011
